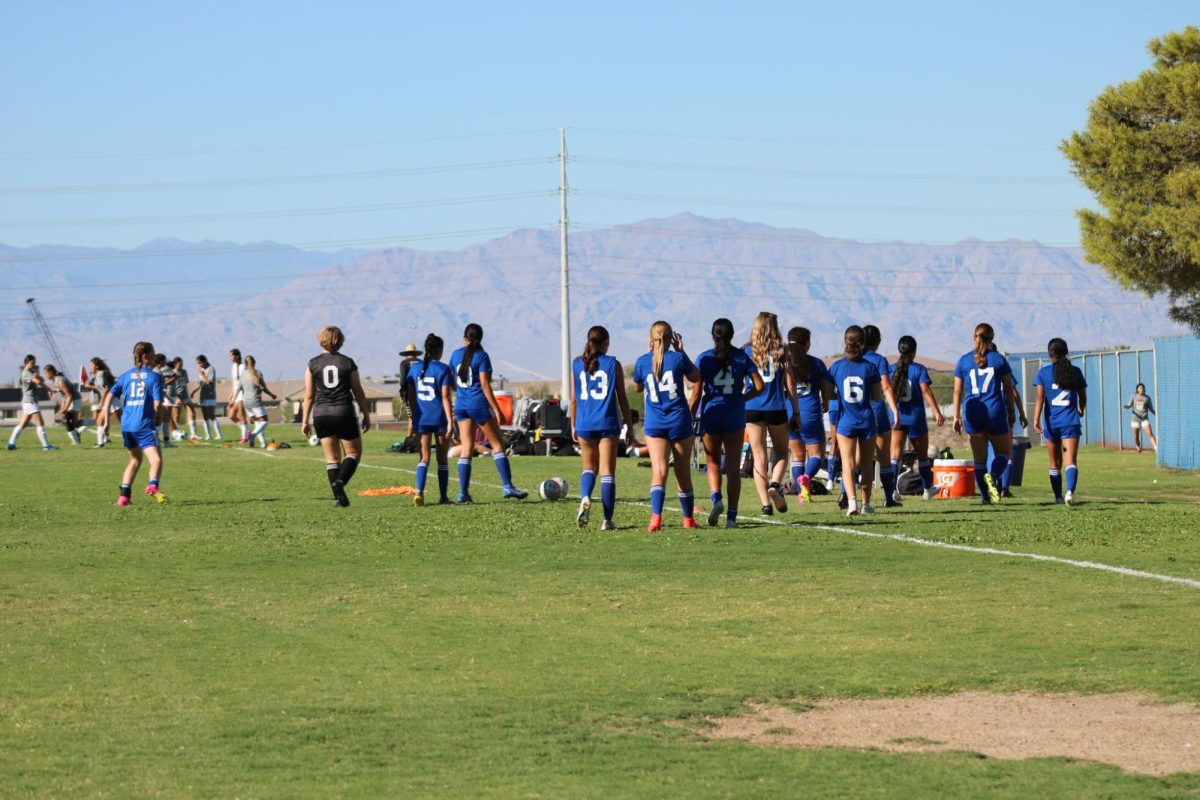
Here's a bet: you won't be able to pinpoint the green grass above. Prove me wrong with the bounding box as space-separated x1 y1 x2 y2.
3 426 1200 798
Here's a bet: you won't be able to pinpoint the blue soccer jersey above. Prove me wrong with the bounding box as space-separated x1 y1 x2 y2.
890 361 932 426
954 350 1013 434
827 357 881 436
697 347 759 418
110 367 163 432
572 354 622 433
1033 363 1087 431
449 346 494 414
792 355 831 423
408 359 453 430
744 345 787 412
632 349 697 436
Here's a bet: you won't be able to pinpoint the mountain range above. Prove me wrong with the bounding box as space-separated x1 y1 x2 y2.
0 214 1184 384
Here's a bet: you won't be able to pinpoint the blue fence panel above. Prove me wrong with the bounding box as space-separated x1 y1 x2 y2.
1117 351 1140 450
1153 335 1199 470
1081 354 1103 446
1100 352 1121 447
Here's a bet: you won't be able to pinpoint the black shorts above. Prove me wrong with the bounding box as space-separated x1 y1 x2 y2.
746 409 788 426
313 410 360 441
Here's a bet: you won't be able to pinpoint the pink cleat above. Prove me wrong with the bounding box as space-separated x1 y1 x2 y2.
145 485 168 504
798 474 812 504
117 496 131 506
647 514 663 533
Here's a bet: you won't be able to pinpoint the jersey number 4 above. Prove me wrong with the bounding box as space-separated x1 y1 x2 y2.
645 371 678 403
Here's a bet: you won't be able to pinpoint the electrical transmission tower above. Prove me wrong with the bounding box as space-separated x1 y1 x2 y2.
25 298 70 370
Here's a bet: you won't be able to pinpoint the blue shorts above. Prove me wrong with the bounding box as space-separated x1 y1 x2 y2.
122 429 159 450
892 412 928 440
645 424 694 442
963 401 1010 437
872 404 890 436
788 415 826 445
415 423 446 434
454 406 493 425
836 425 874 441
1042 423 1081 444
576 428 619 441
700 409 745 437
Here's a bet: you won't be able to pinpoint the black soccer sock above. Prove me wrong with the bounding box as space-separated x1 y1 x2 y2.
326 463 340 487
338 456 359 486
119 483 132 499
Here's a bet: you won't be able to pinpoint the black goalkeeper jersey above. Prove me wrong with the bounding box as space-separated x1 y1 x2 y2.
308 352 357 412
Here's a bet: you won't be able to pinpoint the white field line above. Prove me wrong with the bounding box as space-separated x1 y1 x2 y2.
228 446 1200 591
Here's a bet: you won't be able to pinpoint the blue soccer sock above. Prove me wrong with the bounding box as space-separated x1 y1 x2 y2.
1065 464 1079 493
1000 461 1013 492
650 484 665 515
458 457 472 495
805 456 822 480
991 454 1009 486
974 463 988 497
679 490 695 518
580 469 597 500
491 451 514 489
790 460 804 487
710 490 722 505
415 460 429 494
918 459 934 491
1049 468 1063 498
600 474 616 522
880 466 896 500
437 464 449 499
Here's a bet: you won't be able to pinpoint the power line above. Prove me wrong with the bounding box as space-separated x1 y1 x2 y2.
0 190 557 230
571 155 1074 185
570 126 1054 152
0 157 558 196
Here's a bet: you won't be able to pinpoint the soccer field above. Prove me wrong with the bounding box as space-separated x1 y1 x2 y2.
3 430 1200 798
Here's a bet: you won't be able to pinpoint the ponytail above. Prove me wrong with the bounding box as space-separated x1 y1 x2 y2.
844 326 865 359
787 326 811 384
1048 337 1077 390
891 335 917 396
973 323 994 368
711 318 735 367
420 333 443 380
863 324 882 352
650 320 672 381
459 323 483 383
581 325 609 375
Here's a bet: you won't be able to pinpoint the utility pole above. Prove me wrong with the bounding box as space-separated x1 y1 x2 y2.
559 126 571 404
26 298 69 371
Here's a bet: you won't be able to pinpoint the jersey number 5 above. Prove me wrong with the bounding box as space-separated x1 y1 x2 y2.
417 376 437 402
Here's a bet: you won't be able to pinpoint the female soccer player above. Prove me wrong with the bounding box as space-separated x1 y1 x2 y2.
228 348 248 442
1124 383 1157 453
570 325 634 531
97 341 166 505
448 323 528 502
169 357 198 441
863 325 903 507
687 318 764 528
301 326 371 508
152 354 177 445
6 355 56 451
828 326 894 516
88 356 117 446
1033 338 1088 505
633 321 702 532
42 364 83 446
193 355 221 440
744 312 799 516
406 333 455 507
952 323 1016 505
240 355 278 447
887 336 945 501
785 326 833 504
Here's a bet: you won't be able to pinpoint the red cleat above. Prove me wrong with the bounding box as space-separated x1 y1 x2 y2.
647 514 663 533
682 516 698 529
116 496 130 507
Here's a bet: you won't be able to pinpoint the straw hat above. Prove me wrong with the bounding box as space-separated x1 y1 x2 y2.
398 343 421 358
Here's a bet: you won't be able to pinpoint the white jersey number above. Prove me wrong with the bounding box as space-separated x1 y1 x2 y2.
322 365 340 389
645 370 678 404
898 378 913 403
579 370 610 401
759 362 775 384
842 376 865 404
456 366 474 389
714 368 736 396
796 381 812 398
968 367 995 396
1050 384 1071 407
417 376 437 402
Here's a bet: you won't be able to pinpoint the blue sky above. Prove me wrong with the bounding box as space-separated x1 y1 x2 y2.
2 1 1195 249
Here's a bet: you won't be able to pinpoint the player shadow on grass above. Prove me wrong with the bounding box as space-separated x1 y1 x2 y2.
174 497 282 506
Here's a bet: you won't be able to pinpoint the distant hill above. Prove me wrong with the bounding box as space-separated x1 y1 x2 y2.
0 215 1184 384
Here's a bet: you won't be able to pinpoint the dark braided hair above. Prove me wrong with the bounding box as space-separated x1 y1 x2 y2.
1048 338 1077 390
891 335 917 397
458 323 483 383
711 318 735 367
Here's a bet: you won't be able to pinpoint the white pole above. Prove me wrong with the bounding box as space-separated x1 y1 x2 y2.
559 127 571 404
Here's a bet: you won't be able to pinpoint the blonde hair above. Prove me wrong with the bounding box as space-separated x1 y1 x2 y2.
318 326 345 353
973 323 994 368
650 320 673 381
749 311 784 371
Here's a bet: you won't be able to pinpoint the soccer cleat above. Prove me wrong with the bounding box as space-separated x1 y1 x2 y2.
413 494 425 508
331 480 350 508
455 493 473 505
921 489 932 501
798 475 812 504
682 516 698 529
885 497 903 508
1064 490 1075 506
837 493 849 510
43 444 59 451
647 514 662 533
5 443 14 451
238 437 249 444
725 518 738 529
1054 496 1066 505
861 503 876 515
767 483 787 513
438 496 451 505
707 498 725 527
145 485 167 504
1002 488 1015 499
760 504 773 516
576 497 591 528
601 519 617 532
502 487 528 500
983 474 1001 504
116 496 130 507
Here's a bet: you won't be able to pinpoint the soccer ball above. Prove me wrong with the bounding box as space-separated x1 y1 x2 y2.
538 477 569 501
170 430 186 441
308 434 320 446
